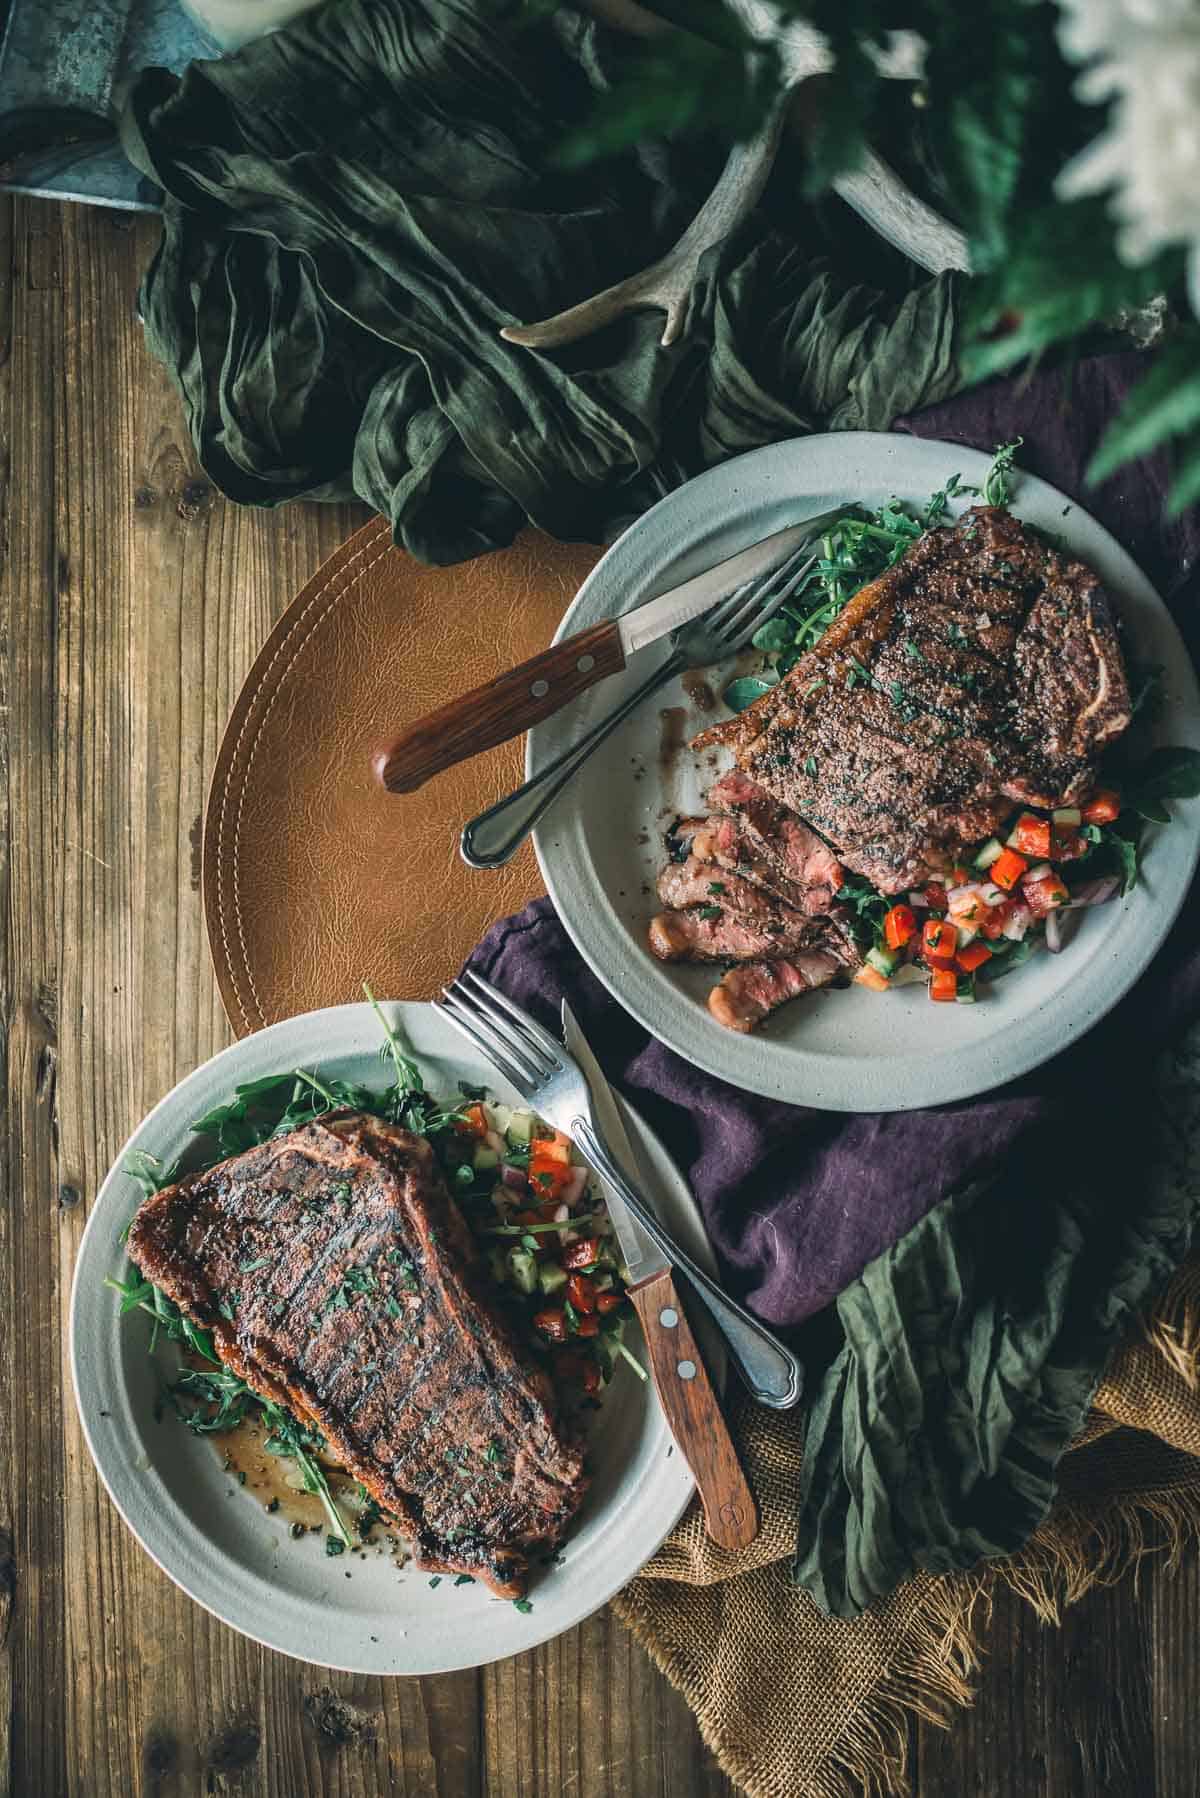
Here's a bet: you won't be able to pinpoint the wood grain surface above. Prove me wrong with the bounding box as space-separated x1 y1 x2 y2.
1 191 1197 1798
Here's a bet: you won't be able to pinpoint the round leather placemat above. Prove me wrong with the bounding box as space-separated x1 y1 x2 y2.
204 517 603 1038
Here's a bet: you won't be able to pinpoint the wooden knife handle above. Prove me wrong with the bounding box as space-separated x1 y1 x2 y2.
627 1267 759 1552
372 619 625 794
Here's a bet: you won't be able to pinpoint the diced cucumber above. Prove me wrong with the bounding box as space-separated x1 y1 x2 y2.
956 974 977 1003
866 945 898 979
1053 807 1081 826
507 1247 539 1294
537 1262 568 1296
486 1103 513 1138
505 1112 534 1147
473 1145 499 1173
974 837 1004 869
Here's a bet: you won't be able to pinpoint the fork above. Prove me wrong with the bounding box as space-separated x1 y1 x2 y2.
459 523 838 869
435 970 804 1410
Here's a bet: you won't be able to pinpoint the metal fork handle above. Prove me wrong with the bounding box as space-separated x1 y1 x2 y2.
571 1118 804 1409
461 647 686 869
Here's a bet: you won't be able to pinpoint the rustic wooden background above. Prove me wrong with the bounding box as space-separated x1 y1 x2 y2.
1 192 1197 1798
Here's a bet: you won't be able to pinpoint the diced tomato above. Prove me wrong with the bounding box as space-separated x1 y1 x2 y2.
1022 871 1070 917
561 1238 601 1270
951 865 972 887
566 1272 598 1313
573 1313 600 1338
922 917 958 966
596 1291 624 1314
990 847 1029 891
854 965 890 992
929 968 958 1002
1082 788 1121 826
922 883 949 912
532 1133 571 1165
528 1153 571 1201
459 1102 489 1138
1011 814 1052 859
533 1307 568 1342
979 900 1013 940
956 940 993 973
884 903 917 951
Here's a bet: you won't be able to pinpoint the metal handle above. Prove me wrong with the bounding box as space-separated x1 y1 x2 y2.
571 1118 804 1409
461 649 685 869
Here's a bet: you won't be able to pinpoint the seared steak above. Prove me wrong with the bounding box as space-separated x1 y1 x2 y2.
657 855 809 925
706 772 845 909
648 903 830 963
708 952 842 1032
127 1114 588 1597
694 508 1131 895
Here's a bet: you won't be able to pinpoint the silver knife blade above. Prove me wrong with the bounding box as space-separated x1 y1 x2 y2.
615 515 827 661
560 1000 667 1286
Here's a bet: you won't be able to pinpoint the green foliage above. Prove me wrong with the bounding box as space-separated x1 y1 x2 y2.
540 0 1198 507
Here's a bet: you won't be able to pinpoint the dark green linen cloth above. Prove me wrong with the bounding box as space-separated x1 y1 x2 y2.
119 0 961 562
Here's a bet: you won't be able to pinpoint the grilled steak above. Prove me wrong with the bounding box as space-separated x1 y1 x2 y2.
648 901 834 963
126 1114 588 1597
706 773 845 909
708 952 842 1032
657 855 808 925
694 508 1131 895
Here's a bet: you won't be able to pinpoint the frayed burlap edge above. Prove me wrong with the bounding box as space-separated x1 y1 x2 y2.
612 1275 1200 1798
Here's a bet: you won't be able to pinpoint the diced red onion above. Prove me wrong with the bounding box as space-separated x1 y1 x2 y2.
562 1165 589 1209
909 890 931 908
1003 902 1034 941
979 883 1006 907
500 1163 528 1193
1064 877 1119 910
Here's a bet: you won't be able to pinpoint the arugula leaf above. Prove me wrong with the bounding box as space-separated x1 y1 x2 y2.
723 675 777 714
1112 831 1140 896
1123 747 1200 822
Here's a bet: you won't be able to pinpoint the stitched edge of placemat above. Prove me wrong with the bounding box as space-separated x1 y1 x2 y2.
204 515 395 1036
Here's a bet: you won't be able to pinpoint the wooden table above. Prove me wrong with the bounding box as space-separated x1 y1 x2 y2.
1 191 1196 1798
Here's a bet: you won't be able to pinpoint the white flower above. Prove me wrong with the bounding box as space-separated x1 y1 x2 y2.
1055 0 1200 314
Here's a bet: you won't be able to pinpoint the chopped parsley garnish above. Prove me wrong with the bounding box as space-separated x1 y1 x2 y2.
697 904 723 921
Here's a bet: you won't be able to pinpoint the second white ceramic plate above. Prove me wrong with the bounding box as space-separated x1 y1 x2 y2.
529 434 1200 1111
70 1002 712 1673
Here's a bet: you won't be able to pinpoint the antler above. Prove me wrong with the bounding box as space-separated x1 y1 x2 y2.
500 6 968 352
500 108 785 350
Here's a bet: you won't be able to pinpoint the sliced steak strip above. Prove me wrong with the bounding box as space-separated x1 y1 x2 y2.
693 509 1131 895
126 1115 588 1597
648 903 832 964
707 772 845 910
656 855 804 926
708 953 842 1033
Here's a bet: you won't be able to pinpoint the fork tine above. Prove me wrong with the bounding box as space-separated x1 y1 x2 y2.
716 548 816 644
434 992 534 1093
458 971 565 1071
447 979 554 1085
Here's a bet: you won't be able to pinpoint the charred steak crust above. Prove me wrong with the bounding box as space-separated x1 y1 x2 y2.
126 1115 588 1597
692 508 1131 895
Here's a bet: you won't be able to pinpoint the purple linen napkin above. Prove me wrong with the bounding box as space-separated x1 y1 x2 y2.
466 351 1200 1332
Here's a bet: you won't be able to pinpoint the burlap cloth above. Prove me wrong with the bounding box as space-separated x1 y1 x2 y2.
611 1262 1200 1798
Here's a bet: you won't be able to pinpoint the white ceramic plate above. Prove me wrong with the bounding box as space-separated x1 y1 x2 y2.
70 1002 711 1674
529 434 1200 1111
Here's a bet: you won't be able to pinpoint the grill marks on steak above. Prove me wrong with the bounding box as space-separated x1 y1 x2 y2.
693 508 1131 895
126 1115 587 1597
706 772 845 911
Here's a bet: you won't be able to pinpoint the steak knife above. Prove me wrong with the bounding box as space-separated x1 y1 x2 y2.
372 518 825 794
561 1002 760 1552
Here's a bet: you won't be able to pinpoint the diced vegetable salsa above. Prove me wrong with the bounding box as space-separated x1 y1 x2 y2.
438 1103 644 1396
841 786 1140 1005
